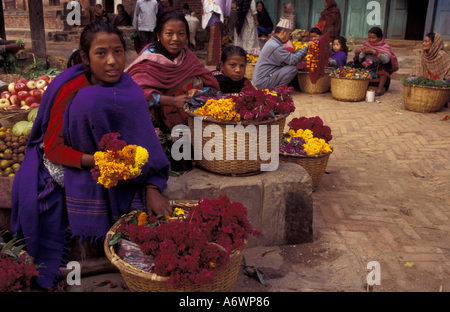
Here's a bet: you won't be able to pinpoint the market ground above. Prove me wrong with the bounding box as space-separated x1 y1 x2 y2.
13 39 450 293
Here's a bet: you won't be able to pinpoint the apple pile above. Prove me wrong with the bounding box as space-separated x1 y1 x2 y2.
0 74 50 110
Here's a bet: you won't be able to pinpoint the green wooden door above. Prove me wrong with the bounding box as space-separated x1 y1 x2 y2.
434 0 450 39
386 0 408 39
345 0 387 38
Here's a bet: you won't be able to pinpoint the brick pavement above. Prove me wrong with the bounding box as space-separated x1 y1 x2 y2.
234 80 450 292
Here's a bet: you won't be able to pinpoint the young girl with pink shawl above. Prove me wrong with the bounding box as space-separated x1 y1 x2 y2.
125 11 219 132
354 27 399 96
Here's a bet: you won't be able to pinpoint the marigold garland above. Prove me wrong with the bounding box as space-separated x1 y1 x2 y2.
91 133 149 188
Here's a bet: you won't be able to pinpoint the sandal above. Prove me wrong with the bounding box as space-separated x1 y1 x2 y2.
375 89 385 96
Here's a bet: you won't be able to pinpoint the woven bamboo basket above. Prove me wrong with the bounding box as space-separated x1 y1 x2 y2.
245 63 256 80
185 109 288 175
0 109 30 129
297 71 331 94
104 200 246 292
402 83 450 113
280 150 332 189
330 77 370 101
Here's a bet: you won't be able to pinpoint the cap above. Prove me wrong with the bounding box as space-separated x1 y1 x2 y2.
277 18 293 31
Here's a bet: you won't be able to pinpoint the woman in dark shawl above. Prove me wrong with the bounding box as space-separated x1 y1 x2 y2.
11 21 170 290
256 1 273 37
317 0 341 41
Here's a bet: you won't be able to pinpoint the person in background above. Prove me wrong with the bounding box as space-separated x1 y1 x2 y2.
94 4 110 22
353 27 399 96
112 4 132 26
11 21 170 290
316 0 341 42
125 10 220 133
412 32 450 79
0 40 21 68
253 18 310 90
182 3 192 15
212 45 248 94
201 0 232 66
133 0 159 53
256 1 273 38
161 0 174 12
329 36 348 68
309 27 322 41
234 0 259 54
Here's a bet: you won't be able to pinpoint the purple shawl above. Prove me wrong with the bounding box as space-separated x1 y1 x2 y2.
330 50 347 68
11 64 169 289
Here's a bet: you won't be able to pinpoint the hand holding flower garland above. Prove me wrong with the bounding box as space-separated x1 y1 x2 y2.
91 133 149 188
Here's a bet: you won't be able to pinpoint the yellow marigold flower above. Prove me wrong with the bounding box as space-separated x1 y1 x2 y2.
194 98 240 121
173 207 185 216
137 212 148 226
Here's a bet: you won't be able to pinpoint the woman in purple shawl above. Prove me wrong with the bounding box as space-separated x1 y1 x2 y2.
10 21 170 289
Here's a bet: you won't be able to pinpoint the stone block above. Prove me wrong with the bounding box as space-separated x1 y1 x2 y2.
162 162 314 247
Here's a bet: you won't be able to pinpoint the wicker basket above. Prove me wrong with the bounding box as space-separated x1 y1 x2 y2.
0 109 29 129
297 71 331 94
330 77 370 101
104 200 246 292
245 63 256 80
280 150 332 189
402 83 450 113
185 110 288 175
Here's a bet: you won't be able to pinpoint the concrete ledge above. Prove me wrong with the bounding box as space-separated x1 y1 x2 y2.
162 162 314 248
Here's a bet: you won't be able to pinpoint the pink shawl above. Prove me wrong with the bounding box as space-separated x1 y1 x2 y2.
125 45 219 100
362 38 399 73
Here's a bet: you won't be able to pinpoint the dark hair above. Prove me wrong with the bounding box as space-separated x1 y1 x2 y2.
309 27 322 35
256 1 265 8
154 10 190 53
216 45 247 70
67 21 126 69
183 3 189 10
425 32 435 43
274 26 290 34
334 36 348 54
368 27 383 39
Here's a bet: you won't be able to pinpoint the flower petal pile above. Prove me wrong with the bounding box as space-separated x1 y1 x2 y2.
116 195 259 288
329 66 372 80
91 133 149 188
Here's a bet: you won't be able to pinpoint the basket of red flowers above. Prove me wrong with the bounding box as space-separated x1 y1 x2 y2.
184 82 295 175
280 116 333 189
104 195 259 292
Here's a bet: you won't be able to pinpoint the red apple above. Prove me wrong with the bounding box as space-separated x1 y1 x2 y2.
20 105 30 110
8 83 15 93
14 82 27 93
26 80 37 90
36 79 47 89
9 94 19 106
0 98 10 108
25 96 37 106
38 74 50 82
6 105 20 109
1 91 11 99
29 89 42 100
17 78 28 84
29 103 40 109
17 90 29 101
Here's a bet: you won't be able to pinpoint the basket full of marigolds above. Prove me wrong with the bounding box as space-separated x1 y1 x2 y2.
280 116 333 189
184 81 295 175
104 195 260 292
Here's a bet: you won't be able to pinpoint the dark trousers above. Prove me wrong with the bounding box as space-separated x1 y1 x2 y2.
138 31 154 52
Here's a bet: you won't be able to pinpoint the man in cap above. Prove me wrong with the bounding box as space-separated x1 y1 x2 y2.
253 18 311 89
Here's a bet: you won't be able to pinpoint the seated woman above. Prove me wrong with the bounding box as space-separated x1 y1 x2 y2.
256 1 273 38
412 32 450 79
125 10 219 133
212 45 248 94
11 21 170 289
353 27 399 96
